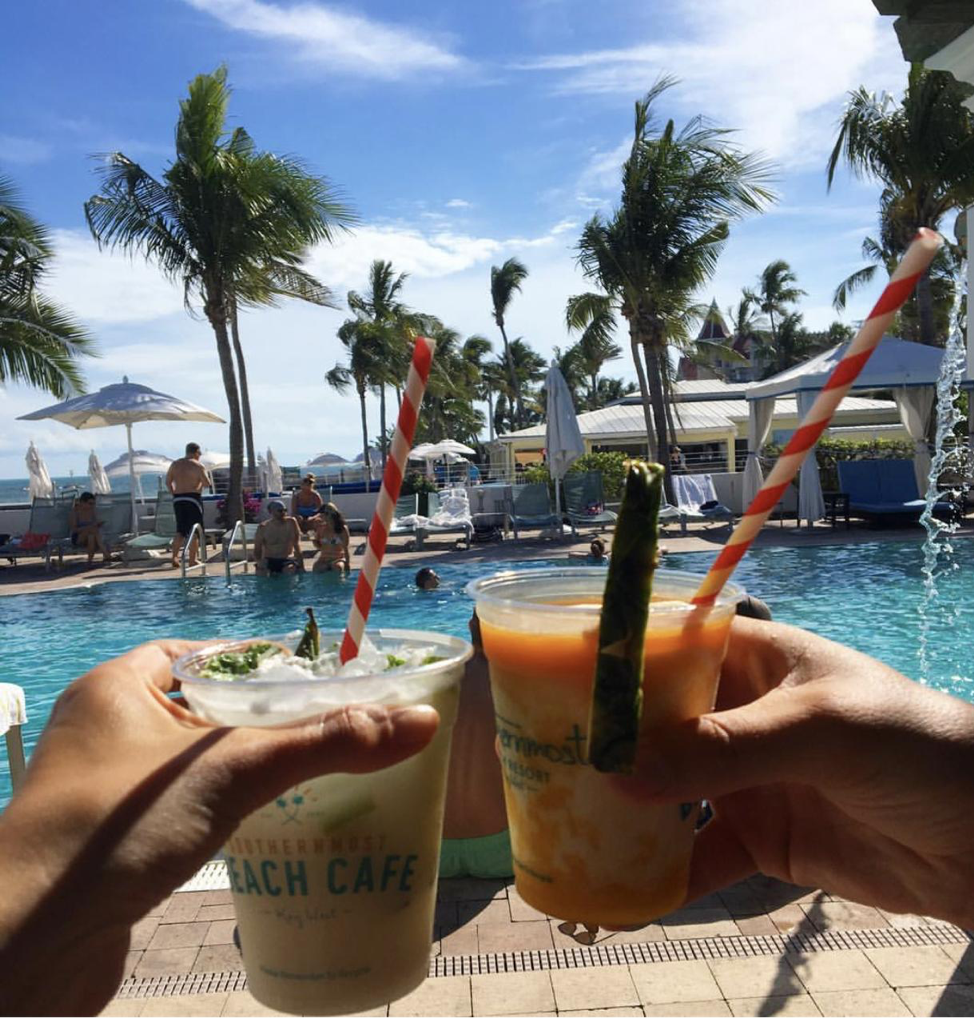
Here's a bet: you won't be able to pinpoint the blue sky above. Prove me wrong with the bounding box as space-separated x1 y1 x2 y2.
1 0 910 476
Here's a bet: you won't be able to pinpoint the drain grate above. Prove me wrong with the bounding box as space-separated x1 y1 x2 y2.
117 922 972 999
175 859 229 893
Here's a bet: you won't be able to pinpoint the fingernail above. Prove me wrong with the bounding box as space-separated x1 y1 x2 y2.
390 705 439 744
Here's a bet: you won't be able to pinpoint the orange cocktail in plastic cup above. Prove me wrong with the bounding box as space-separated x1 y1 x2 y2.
467 567 743 927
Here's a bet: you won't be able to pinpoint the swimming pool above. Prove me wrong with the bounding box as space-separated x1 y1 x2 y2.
2 539 972 806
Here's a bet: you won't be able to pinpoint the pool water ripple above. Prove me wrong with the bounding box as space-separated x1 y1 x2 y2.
2 540 971 806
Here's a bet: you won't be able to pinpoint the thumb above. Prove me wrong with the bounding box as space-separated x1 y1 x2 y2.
213 704 440 814
637 685 834 803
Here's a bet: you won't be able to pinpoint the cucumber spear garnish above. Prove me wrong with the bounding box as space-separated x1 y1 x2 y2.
587 460 665 774
295 606 320 660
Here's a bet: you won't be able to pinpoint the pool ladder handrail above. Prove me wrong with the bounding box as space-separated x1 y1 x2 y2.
224 519 250 581
180 522 208 578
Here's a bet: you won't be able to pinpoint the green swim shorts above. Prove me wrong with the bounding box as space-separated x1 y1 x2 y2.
439 829 513 880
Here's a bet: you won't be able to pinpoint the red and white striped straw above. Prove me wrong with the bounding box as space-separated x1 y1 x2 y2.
692 228 943 607
340 336 436 663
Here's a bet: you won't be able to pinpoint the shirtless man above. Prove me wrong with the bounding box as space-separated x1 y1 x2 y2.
165 442 211 568
254 500 304 575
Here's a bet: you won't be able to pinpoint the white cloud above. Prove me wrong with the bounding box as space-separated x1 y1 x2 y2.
516 1 905 168
184 0 466 80
0 134 53 165
47 231 186 324
445 198 472 209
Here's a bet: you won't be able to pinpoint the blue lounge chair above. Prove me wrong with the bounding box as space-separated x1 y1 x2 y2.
121 491 176 556
563 471 618 533
837 460 954 523
0 498 74 570
506 483 563 539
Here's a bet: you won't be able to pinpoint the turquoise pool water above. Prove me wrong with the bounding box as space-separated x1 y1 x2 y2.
2 539 972 806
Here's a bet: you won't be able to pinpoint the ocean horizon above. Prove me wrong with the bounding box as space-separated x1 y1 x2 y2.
0 474 167 505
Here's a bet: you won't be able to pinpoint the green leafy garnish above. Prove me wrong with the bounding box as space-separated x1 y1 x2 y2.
587 460 664 774
295 607 320 660
199 642 281 679
386 654 407 668
421 655 445 665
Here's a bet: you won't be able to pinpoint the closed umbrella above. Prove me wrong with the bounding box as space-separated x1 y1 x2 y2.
265 448 283 493
87 451 112 495
25 441 54 500
19 377 224 533
544 362 585 519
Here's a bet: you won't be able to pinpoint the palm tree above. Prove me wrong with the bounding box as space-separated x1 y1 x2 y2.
490 257 529 426
460 335 496 440
1 176 94 396
832 220 958 343
566 293 622 406
570 77 774 491
827 65 974 344
344 260 428 468
509 337 547 425
593 376 637 406
415 324 485 445
753 260 804 353
84 67 352 523
325 319 382 485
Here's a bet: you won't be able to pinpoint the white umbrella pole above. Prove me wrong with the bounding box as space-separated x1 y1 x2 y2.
126 423 139 534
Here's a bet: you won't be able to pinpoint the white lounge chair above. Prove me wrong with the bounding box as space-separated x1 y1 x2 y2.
672 474 735 534
416 488 473 549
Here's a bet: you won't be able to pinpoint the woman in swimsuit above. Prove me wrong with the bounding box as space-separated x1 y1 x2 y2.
312 502 350 573
290 473 324 535
68 492 110 565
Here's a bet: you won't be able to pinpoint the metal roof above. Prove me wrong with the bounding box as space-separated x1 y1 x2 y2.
496 394 896 443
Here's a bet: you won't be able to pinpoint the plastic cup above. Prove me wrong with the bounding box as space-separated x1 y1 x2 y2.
174 628 472 1017
467 567 743 927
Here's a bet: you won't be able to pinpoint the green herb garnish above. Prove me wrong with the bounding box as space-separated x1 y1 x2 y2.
587 460 664 774
386 654 407 669
200 642 281 679
421 655 445 665
295 607 320 660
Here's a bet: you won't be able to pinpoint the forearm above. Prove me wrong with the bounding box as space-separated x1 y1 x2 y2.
0 802 135 1014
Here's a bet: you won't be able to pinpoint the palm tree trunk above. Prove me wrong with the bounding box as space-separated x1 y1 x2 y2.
499 323 524 427
644 343 673 502
207 304 244 527
486 391 495 442
628 326 658 462
590 373 598 408
230 301 257 483
358 382 371 493
379 383 388 470
916 269 937 345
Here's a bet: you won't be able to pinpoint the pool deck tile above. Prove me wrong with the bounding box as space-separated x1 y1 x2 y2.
808 986 912 1017
550 965 641 1011
470 970 555 1016
895 983 974 1016
727 994 823 1017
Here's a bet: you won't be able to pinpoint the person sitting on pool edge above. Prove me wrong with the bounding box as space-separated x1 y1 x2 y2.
68 492 111 566
416 566 439 590
290 473 324 536
254 500 304 575
312 502 350 574
440 610 512 880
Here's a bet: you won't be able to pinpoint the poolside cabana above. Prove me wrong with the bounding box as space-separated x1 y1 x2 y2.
745 335 969 524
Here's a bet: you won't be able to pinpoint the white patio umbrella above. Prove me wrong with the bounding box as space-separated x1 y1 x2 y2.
87 451 112 495
199 450 231 470
544 362 585 518
425 439 476 457
25 441 54 499
19 377 224 533
265 447 283 493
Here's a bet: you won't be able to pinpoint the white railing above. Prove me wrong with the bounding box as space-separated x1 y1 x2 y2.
223 519 249 581
180 522 207 578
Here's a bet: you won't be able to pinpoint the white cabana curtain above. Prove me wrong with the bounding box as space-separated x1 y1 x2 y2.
893 387 935 496
743 399 775 505
797 390 825 526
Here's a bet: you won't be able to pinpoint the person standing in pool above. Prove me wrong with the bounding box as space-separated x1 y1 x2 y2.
254 500 304 575
290 474 324 536
165 442 211 568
